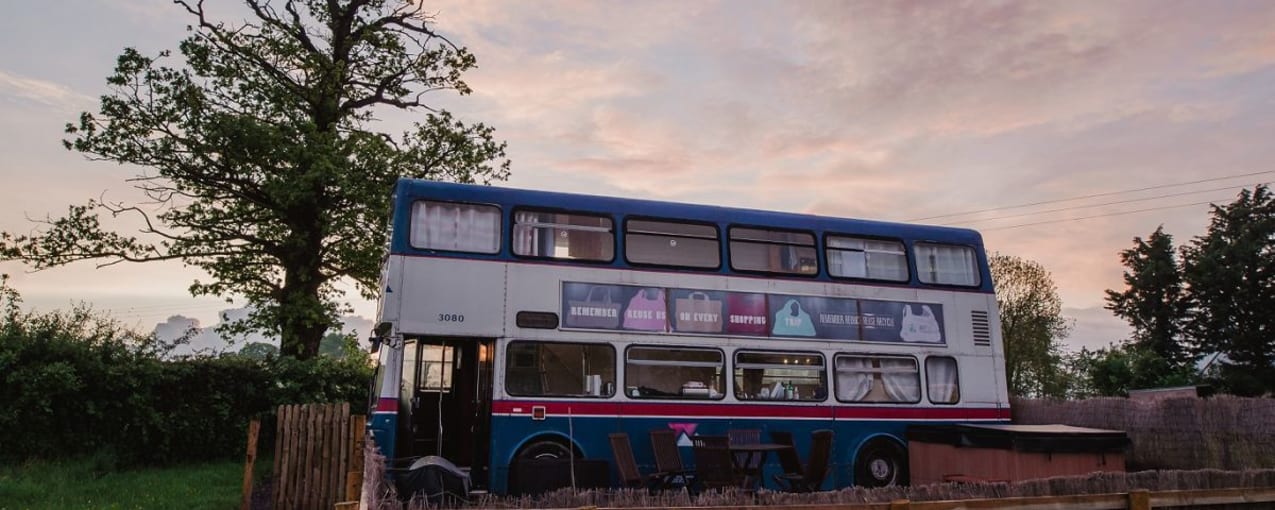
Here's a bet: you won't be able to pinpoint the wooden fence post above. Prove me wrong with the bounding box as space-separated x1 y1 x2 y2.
240 418 261 510
1128 489 1151 510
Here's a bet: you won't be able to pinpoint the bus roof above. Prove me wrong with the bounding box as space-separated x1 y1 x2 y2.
393 178 986 246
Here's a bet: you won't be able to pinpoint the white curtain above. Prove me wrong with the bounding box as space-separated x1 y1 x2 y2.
835 357 874 401
513 211 542 256
916 243 978 285
926 357 960 403
880 358 920 402
828 237 907 281
410 201 499 253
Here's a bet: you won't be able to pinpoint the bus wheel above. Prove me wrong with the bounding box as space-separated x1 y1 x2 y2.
517 439 573 461
854 438 909 488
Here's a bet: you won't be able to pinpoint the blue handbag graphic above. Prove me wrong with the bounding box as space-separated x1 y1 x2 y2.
772 299 816 337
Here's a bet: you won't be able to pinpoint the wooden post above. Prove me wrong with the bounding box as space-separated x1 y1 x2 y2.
240 418 261 510
345 415 367 502
890 499 911 510
1129 489 1151 510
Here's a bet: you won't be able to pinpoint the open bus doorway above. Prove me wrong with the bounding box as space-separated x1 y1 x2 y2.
398 337 494 488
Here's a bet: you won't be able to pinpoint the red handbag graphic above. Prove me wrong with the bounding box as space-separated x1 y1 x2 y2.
623 288 668 331
724 292 768 336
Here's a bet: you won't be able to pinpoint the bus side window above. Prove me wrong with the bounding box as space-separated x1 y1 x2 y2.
513 209 614 262
505 341 616 398
834 354 920 403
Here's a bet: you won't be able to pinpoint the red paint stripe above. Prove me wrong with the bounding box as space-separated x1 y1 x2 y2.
376 397 399 412
492 399 1009 420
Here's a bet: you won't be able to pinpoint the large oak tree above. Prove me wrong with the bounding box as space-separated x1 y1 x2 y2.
1 0 509 359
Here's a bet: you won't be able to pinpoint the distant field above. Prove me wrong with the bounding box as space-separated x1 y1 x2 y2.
0 457 258 510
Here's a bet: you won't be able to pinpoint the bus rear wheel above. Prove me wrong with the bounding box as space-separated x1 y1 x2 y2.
854 438 908 488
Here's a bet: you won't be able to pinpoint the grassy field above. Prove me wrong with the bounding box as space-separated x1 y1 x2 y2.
0 456 261 510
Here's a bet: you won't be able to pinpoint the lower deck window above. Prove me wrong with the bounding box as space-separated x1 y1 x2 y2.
926 356 960 404
834 354 920 403
734 351 827 401
505 341 615 398
625 346 724 400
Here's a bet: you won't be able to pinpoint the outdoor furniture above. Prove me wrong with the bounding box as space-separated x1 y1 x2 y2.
775 429 834 492
770 430 804 490
728 428 762 471
691 435 740 491
609 433 648 489
650 429 695 489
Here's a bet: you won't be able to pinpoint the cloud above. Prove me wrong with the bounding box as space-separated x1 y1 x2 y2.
0 70 94 111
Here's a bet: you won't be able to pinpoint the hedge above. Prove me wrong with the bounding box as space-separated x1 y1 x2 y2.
0 291 371 466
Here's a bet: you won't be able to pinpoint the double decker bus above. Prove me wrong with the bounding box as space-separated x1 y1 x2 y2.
368 178 1009 494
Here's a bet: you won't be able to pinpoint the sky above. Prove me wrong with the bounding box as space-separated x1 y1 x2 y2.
3 0 1275 351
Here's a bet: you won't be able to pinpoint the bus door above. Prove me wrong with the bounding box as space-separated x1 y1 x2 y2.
403 338 494 487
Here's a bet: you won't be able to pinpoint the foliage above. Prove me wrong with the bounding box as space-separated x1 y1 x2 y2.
0 0 509 359
1070 344 1197 397
0 278 370 466
990 254 1072 398
1104 226 1189 366
1181 186 1275 395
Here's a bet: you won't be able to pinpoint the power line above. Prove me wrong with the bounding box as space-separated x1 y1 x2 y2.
978 199 1221 232
905 170 1275 222
938 182 1266 226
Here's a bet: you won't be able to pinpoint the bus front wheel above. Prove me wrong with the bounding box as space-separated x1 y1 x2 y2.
854 438 909 488
517 439 573 461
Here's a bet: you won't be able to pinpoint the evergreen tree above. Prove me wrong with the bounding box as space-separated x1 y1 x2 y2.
0 1 509 359
1181 186 1275 395
1104 226 1189 367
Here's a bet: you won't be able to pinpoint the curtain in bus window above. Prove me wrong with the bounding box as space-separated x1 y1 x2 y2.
513 211 543 256
880 357 920 402
835 357 873 401
916 243 979 286
926 356 960 404
410 201 500 253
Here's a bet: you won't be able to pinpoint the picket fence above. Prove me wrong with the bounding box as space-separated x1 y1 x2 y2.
272 402 366 510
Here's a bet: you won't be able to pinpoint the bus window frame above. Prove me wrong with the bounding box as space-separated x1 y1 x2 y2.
407 199 504 255
912 241 983 289
732 348 828 402
503 340 617 399
726 224 820 277
622 216 723 271
822 232 911 284
925 355 961 405
623 344 727 401
831 353 922 405
510 206 617 263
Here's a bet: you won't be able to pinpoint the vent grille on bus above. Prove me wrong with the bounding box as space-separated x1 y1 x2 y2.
971 310 991 346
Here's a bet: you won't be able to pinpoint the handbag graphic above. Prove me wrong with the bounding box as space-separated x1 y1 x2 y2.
899 305 942 343
623 288 668 331
674 292 723 333
565 286 621 329
772 299 816 337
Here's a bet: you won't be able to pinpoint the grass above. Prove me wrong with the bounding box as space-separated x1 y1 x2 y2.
0 455 266 510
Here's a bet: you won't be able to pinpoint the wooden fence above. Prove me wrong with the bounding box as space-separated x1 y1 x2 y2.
272 402 366 510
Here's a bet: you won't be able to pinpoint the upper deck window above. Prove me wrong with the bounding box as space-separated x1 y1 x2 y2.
625 219 720 269
513 209 614 262
914 242 980 286
826 236 908 282
729 227 817 275
409 201 501 254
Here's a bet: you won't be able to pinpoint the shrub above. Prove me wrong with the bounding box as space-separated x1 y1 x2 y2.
0 276 371 466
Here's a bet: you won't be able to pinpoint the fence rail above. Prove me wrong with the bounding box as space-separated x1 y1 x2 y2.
271 402 364 510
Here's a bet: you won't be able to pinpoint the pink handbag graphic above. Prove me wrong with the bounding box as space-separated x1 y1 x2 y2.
623 288 668 331
724 292 768 336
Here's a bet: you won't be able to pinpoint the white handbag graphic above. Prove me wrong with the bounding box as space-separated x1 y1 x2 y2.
899 305 942 343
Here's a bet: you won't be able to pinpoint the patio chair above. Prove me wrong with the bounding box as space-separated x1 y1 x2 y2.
775 429 833 492
691 435 740 491
608 433 648 489
650 429 695 489
770 430 804 491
